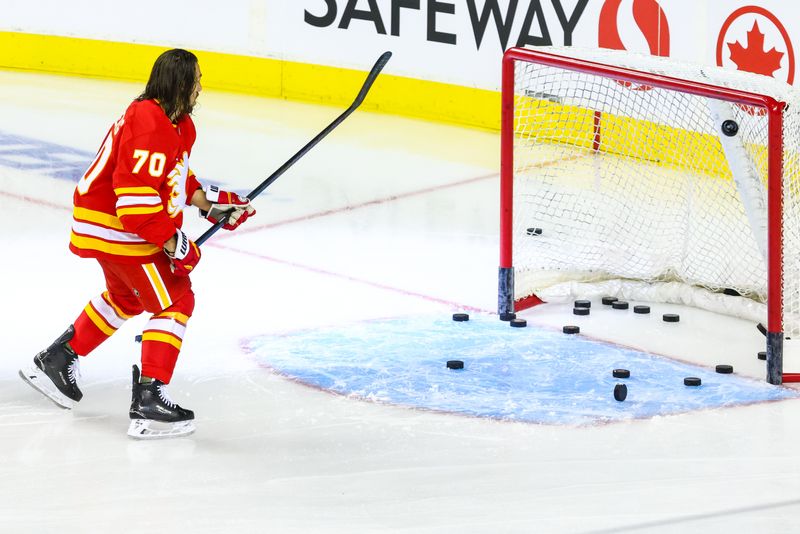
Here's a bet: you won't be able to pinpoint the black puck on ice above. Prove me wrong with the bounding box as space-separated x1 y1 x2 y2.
574 300 591 309
614 383 627 401
602 296 618 305
684 377 702 386
612 369 630 379
633 305 651 314
510 318 527 328
446 360 464 370
573 307 590 316
134 335 142 343
612 301 629 310
758 351 767 360
716 364 734 374
563 325 580 334
499 312 516 321
663 313 680 323
526 227 543 236
452 313 469 322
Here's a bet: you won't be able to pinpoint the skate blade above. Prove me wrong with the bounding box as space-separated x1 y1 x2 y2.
127 418 195 440
18 366 75 410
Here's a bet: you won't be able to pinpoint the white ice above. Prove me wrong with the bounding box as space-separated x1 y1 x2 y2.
2 69 800 533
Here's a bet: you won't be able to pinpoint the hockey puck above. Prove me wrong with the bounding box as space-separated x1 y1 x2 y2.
526 227 543 236
134 335 142 343
573 307 590 316
612 369 630 379
510 318 527 328
446 360 464 370
663 313 680 323
499 312 516 321
563 325 580 334
602 296 618 306
757 323 767 336
715 364 733 374
758 351 767 360
684 377 702 386
614 383 627 402
721 119 739 137
633 305 651 314
574 299 591 309
452 313 469 322
611 301 629 310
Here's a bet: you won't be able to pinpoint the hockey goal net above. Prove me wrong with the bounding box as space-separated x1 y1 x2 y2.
498 46 800 384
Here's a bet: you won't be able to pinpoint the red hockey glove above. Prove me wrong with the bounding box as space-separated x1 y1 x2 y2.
165 228 201 277
202 185 256 230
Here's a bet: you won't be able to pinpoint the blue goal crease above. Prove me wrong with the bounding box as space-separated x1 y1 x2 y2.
244 314 800 426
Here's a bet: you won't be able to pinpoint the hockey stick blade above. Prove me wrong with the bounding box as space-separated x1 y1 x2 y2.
196 51 393 246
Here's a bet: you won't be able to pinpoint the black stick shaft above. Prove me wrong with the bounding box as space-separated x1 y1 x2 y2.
195 51 392 246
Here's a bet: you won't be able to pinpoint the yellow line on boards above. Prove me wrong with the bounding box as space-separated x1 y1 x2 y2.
0 31 500 131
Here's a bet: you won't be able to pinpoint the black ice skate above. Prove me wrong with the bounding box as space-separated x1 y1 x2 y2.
19 325 83 409
127 365 195 440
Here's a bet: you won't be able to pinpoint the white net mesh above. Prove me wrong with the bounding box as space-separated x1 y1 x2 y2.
508 46 800 334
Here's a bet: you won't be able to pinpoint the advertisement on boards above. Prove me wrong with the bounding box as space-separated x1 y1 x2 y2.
2 1 800 92
290 0 800 90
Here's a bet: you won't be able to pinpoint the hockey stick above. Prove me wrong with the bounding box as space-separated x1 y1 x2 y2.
195 51 393 246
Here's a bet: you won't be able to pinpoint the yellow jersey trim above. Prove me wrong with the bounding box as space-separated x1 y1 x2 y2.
70 232 160 256
141 331 182 350
117 205 163 217
73 206 125 230
114 186 159 196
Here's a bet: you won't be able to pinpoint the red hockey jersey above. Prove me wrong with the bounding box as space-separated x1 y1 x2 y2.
70 99 202 264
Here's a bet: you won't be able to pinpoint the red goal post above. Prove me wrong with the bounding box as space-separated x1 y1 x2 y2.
498 46 799 384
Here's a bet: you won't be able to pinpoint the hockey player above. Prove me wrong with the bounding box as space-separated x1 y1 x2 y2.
20 48 255 439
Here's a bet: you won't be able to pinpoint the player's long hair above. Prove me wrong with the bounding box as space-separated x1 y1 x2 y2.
137 49 199 121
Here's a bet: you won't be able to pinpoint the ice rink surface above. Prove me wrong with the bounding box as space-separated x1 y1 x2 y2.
3 69 800 533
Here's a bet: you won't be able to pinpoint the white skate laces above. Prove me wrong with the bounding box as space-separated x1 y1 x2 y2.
157 384 176 408
67 358 81 385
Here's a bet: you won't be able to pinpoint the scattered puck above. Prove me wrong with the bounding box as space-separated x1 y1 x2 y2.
499 312 516 321
611 301 629 310
614 383 627 402
633 305 651 314
574 300 591 308
526 227 543 236
510 318 527 328
756 323 767 336
721 119 739 137
452 313 469 322
134 335 142 343
602 296 618 305
446 360 464 370
563 325 580 334
723 287 741 296
663 313 680 323
684 377 701 386
758 351 767 360
715 364 733 374
612 369 630 379
573 307 590 316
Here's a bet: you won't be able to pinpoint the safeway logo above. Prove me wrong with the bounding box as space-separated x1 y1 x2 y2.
716 6 795 84
598 0 669 56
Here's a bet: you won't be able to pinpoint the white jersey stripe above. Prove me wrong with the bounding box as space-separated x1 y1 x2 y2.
115 195 162 208
145 317 187 339
90 294 127 329
71 220 148 243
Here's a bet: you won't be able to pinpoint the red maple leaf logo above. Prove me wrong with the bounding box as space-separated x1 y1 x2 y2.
727 20 784 77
